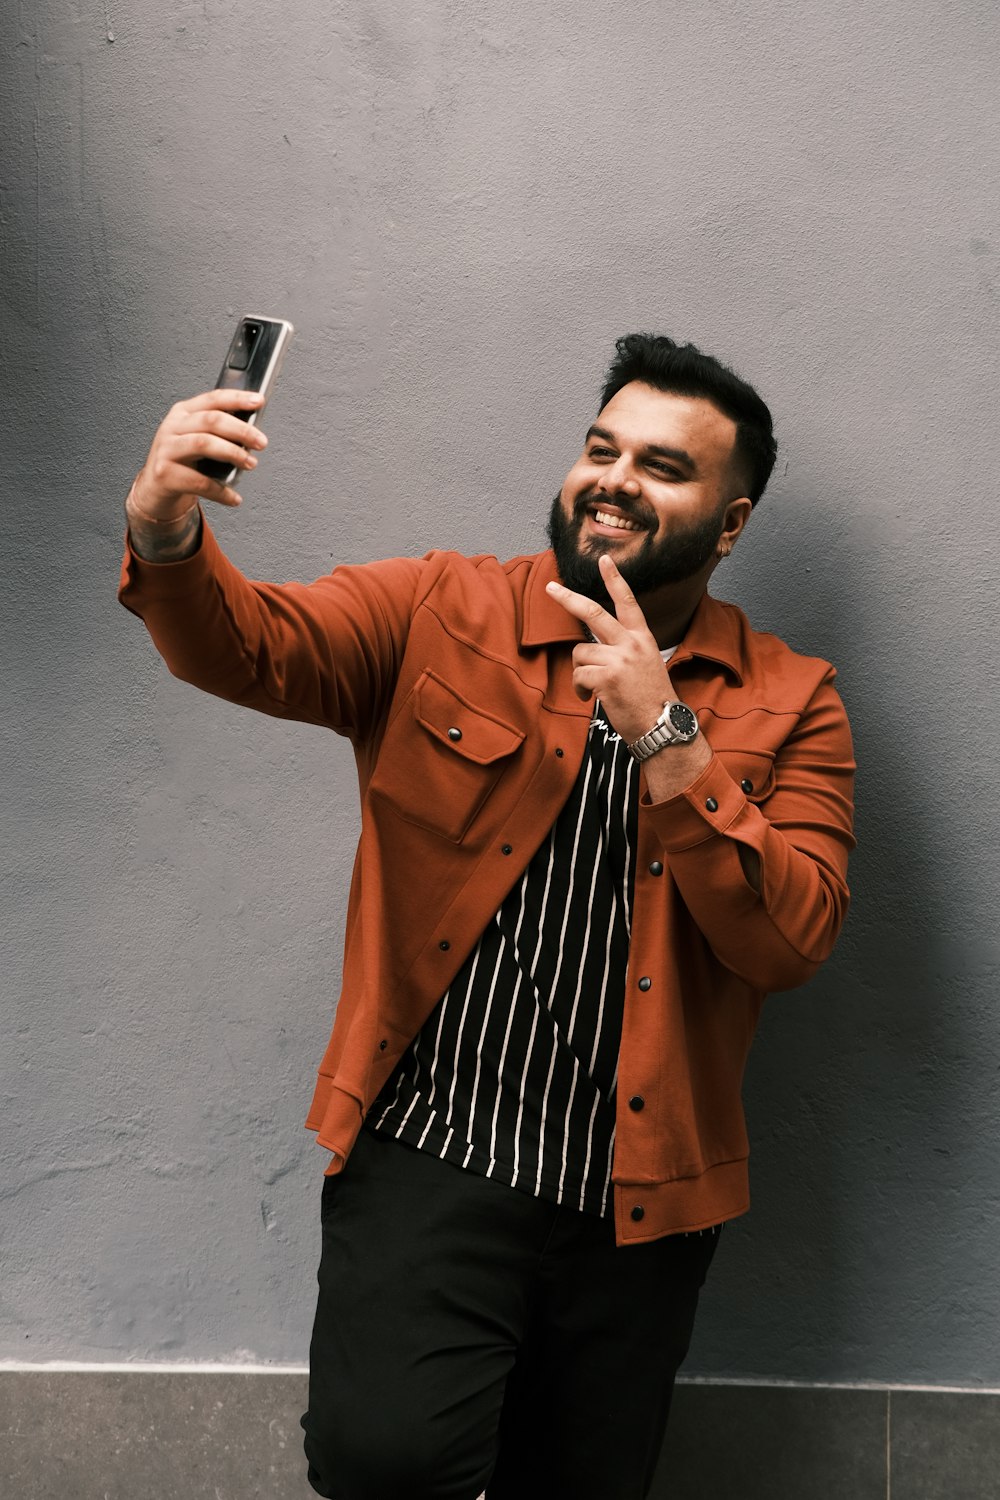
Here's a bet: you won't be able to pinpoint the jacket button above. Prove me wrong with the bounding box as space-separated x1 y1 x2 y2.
741 778 753 794
628 1095 645 1111
555 747 564 757
378 1040 388 1051
648 860 663 876
631 1205 645 1222
439 940 450 950
447 726 462 741
501 844 513 855
705 797 719 812
638 976 652 991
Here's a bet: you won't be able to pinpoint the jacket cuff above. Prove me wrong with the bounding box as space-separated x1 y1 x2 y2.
641 753 751 852
118 509 217 606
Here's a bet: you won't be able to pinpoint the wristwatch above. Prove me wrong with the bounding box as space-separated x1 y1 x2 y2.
627 701 700 762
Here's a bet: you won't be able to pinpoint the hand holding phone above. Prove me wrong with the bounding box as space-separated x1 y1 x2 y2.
194 316 294 486
130 316 294 523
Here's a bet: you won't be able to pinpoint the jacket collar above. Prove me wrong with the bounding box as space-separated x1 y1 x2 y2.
520 550 590 647
520 550 745 685
666 589 745 685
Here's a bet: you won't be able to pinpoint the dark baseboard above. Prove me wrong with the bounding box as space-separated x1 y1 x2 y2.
658 1381 999 1499
1 1371 996 1498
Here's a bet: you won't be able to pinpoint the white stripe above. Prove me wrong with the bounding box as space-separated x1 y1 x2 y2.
413 985 450 1110
463 943 508 1140
556 1071 580 1200
554 757 611 1198
443 945 483 1124
372 1069 406 1130
587 901 616 1078
376 983 447 1134
391 1089 421 1139
578 1090 603 1212
487 958 524 1169
506 835 554 1003
585 750 621 1082
620 746 637 939
556 723 628 1206
600 1121 616 1206
593 736 635 1207
510 1010 541 1189
531 1032 560 1196
419 978 452 1122
493 829 555 1165
565 781 605 1043
530 753 594 1195
485 864 539 1164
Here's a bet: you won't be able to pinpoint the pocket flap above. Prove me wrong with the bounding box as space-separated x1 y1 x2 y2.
415 671 525 765
715 748 776 802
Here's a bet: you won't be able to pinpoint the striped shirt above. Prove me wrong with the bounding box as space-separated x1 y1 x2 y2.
370 696 639 1216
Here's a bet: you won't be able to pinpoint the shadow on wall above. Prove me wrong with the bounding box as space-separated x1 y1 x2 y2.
681 470 977 1386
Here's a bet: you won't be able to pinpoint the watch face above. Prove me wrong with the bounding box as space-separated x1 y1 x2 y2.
666 702 698 740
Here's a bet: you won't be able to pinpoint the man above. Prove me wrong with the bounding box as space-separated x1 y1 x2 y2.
119 334 854 1500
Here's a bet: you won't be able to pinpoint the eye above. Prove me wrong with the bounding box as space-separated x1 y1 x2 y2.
648 460 681 478
588 446 616 460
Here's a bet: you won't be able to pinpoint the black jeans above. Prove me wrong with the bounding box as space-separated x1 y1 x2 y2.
302 1128 719 1500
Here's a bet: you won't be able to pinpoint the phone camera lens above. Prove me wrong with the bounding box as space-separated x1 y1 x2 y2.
226 320 260 372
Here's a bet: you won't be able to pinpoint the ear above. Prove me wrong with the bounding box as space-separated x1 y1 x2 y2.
719 497 752 551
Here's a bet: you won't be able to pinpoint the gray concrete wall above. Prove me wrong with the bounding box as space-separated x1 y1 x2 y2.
3 0 998 1385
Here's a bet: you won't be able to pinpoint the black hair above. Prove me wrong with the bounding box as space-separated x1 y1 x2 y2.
599 333 777 506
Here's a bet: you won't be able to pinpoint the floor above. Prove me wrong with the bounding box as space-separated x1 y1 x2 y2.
1 1372 997 1498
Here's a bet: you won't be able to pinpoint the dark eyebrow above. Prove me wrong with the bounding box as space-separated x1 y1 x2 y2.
585 424 698 475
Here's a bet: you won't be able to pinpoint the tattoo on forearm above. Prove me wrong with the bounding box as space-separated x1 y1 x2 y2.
126 504 203 563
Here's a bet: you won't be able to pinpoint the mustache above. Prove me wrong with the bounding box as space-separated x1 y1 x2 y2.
572 491 655 530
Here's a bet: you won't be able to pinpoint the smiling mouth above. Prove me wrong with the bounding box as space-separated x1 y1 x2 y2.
589 507 645 533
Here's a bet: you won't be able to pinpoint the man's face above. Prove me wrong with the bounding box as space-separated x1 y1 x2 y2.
547 382 746 604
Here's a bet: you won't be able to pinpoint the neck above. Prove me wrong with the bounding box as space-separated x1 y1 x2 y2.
638 577 710 650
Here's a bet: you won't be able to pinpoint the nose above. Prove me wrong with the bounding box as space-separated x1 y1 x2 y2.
596 456 641 497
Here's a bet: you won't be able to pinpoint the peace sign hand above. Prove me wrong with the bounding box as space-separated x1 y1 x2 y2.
545 552 676 745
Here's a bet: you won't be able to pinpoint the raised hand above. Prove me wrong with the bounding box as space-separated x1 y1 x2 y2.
129 388 269 521
125 388 269 562
546 551 715 804
545 552 677 744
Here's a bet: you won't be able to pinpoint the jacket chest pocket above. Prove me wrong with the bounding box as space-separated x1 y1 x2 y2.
714 748 777 803
369 669 526 843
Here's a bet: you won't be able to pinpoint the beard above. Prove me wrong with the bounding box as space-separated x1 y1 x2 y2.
545 491 726 608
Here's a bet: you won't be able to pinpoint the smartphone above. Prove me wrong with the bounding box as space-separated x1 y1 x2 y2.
195 315 294 485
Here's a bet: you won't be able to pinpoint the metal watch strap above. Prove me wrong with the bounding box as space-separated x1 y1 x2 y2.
628 722 676 763
627 702 699 762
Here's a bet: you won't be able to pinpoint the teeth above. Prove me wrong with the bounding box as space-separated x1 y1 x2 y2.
594 510 642 532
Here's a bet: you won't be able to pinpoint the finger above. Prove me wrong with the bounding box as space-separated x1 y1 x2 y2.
168 408 269 450
152 459 243 507
162 432 260 474
597 553 650 631
571 666 602 701
178 389 267 414
571 642 611 669
208 484 244 508
545 579 624 643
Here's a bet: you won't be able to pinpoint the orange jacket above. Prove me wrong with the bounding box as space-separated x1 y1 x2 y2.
119 523 855 1244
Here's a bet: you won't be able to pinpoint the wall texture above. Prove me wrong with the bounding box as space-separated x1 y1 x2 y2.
3 0 998 1387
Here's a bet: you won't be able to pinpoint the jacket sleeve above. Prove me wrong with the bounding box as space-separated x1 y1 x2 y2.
641 671 855 992
117 516 425 740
